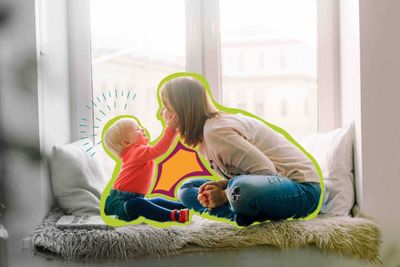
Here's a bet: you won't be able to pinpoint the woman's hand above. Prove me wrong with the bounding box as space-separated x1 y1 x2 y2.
198 179 228 193
198 180 229 209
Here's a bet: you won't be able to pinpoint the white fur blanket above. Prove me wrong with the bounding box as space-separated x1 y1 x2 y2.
32 208 381 264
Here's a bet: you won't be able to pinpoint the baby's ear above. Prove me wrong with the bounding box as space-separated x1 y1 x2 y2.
121 140 130 147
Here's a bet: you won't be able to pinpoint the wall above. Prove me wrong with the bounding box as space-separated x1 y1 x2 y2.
338 0 364 211
358 0 400 266
339 1 400 265
0 0 70 266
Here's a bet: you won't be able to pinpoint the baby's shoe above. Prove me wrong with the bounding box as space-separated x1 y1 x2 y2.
171 209 189 223
178 209 189 223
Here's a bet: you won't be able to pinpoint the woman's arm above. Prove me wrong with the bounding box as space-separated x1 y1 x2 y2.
198 127 279 209
206 127 278 176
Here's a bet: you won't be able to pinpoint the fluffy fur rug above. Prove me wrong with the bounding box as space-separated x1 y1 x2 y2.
32 208 381 264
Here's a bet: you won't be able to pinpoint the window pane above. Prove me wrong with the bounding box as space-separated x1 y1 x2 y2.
90 0 185 174
220 0 318 135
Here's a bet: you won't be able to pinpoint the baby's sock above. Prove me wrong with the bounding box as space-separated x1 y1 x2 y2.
178 209 189 223
171 209 189 223
170 209 179 221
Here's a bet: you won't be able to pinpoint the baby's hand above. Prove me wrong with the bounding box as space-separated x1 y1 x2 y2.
166 114 179 130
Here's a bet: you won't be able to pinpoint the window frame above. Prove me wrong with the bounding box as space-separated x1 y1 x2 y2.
67 0 94 141
67 0 341 140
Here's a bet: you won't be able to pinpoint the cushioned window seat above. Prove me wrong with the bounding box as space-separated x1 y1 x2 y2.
32 206 381 264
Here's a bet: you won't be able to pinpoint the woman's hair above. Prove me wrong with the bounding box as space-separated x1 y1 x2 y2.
104 118 134 156
160 76 219 147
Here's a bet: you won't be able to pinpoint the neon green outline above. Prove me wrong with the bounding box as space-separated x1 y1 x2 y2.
100 72 324 228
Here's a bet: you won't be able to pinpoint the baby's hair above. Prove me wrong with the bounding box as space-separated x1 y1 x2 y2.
104 118 136 157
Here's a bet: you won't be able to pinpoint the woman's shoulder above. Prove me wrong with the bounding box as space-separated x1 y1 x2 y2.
204 112 280 142
204 112 235 132
205 112 261 129
203 113 254 136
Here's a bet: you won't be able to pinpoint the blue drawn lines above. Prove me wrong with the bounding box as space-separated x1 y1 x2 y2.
91 100 97 108
79 89 137 157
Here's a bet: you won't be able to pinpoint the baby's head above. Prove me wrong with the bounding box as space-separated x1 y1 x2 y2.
104 118 147 157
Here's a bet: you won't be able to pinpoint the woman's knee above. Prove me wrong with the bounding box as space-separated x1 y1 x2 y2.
226 176 258 216
177 178 210 201
177 180 192 201
177 179 199 203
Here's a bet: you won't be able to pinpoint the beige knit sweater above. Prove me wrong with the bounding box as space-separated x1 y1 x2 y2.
198 113 320 183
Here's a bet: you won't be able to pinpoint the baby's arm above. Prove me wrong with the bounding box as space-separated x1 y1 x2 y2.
136 127 177 161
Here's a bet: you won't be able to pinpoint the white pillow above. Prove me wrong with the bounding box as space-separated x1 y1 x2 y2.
50 140 108 215
296 122 355 216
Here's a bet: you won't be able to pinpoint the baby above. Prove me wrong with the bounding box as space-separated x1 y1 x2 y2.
103 115 189 223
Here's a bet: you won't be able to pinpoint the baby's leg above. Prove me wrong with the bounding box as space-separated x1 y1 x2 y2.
125 197 174 222
147 197 186 210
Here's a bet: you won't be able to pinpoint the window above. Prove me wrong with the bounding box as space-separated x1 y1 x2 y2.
89 0 185 172
219 0 318 135
90 0 185 137
68 0 339 174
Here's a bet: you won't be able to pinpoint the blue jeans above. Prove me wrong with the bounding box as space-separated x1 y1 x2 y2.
177 175 321 226
105 189 186 222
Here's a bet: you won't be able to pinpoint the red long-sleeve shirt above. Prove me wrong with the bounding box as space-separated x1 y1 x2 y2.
113 127 177 194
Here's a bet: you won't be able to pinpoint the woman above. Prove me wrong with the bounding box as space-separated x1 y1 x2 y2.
159 75 322 226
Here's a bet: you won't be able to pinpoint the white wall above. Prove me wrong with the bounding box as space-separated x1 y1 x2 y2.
0 0 70 266
357 0 400 266
339 1 400 265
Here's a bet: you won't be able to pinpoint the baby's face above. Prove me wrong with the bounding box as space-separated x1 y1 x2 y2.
123 122 148 147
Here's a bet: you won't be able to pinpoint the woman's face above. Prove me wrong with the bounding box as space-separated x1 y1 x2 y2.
161 96 177 122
